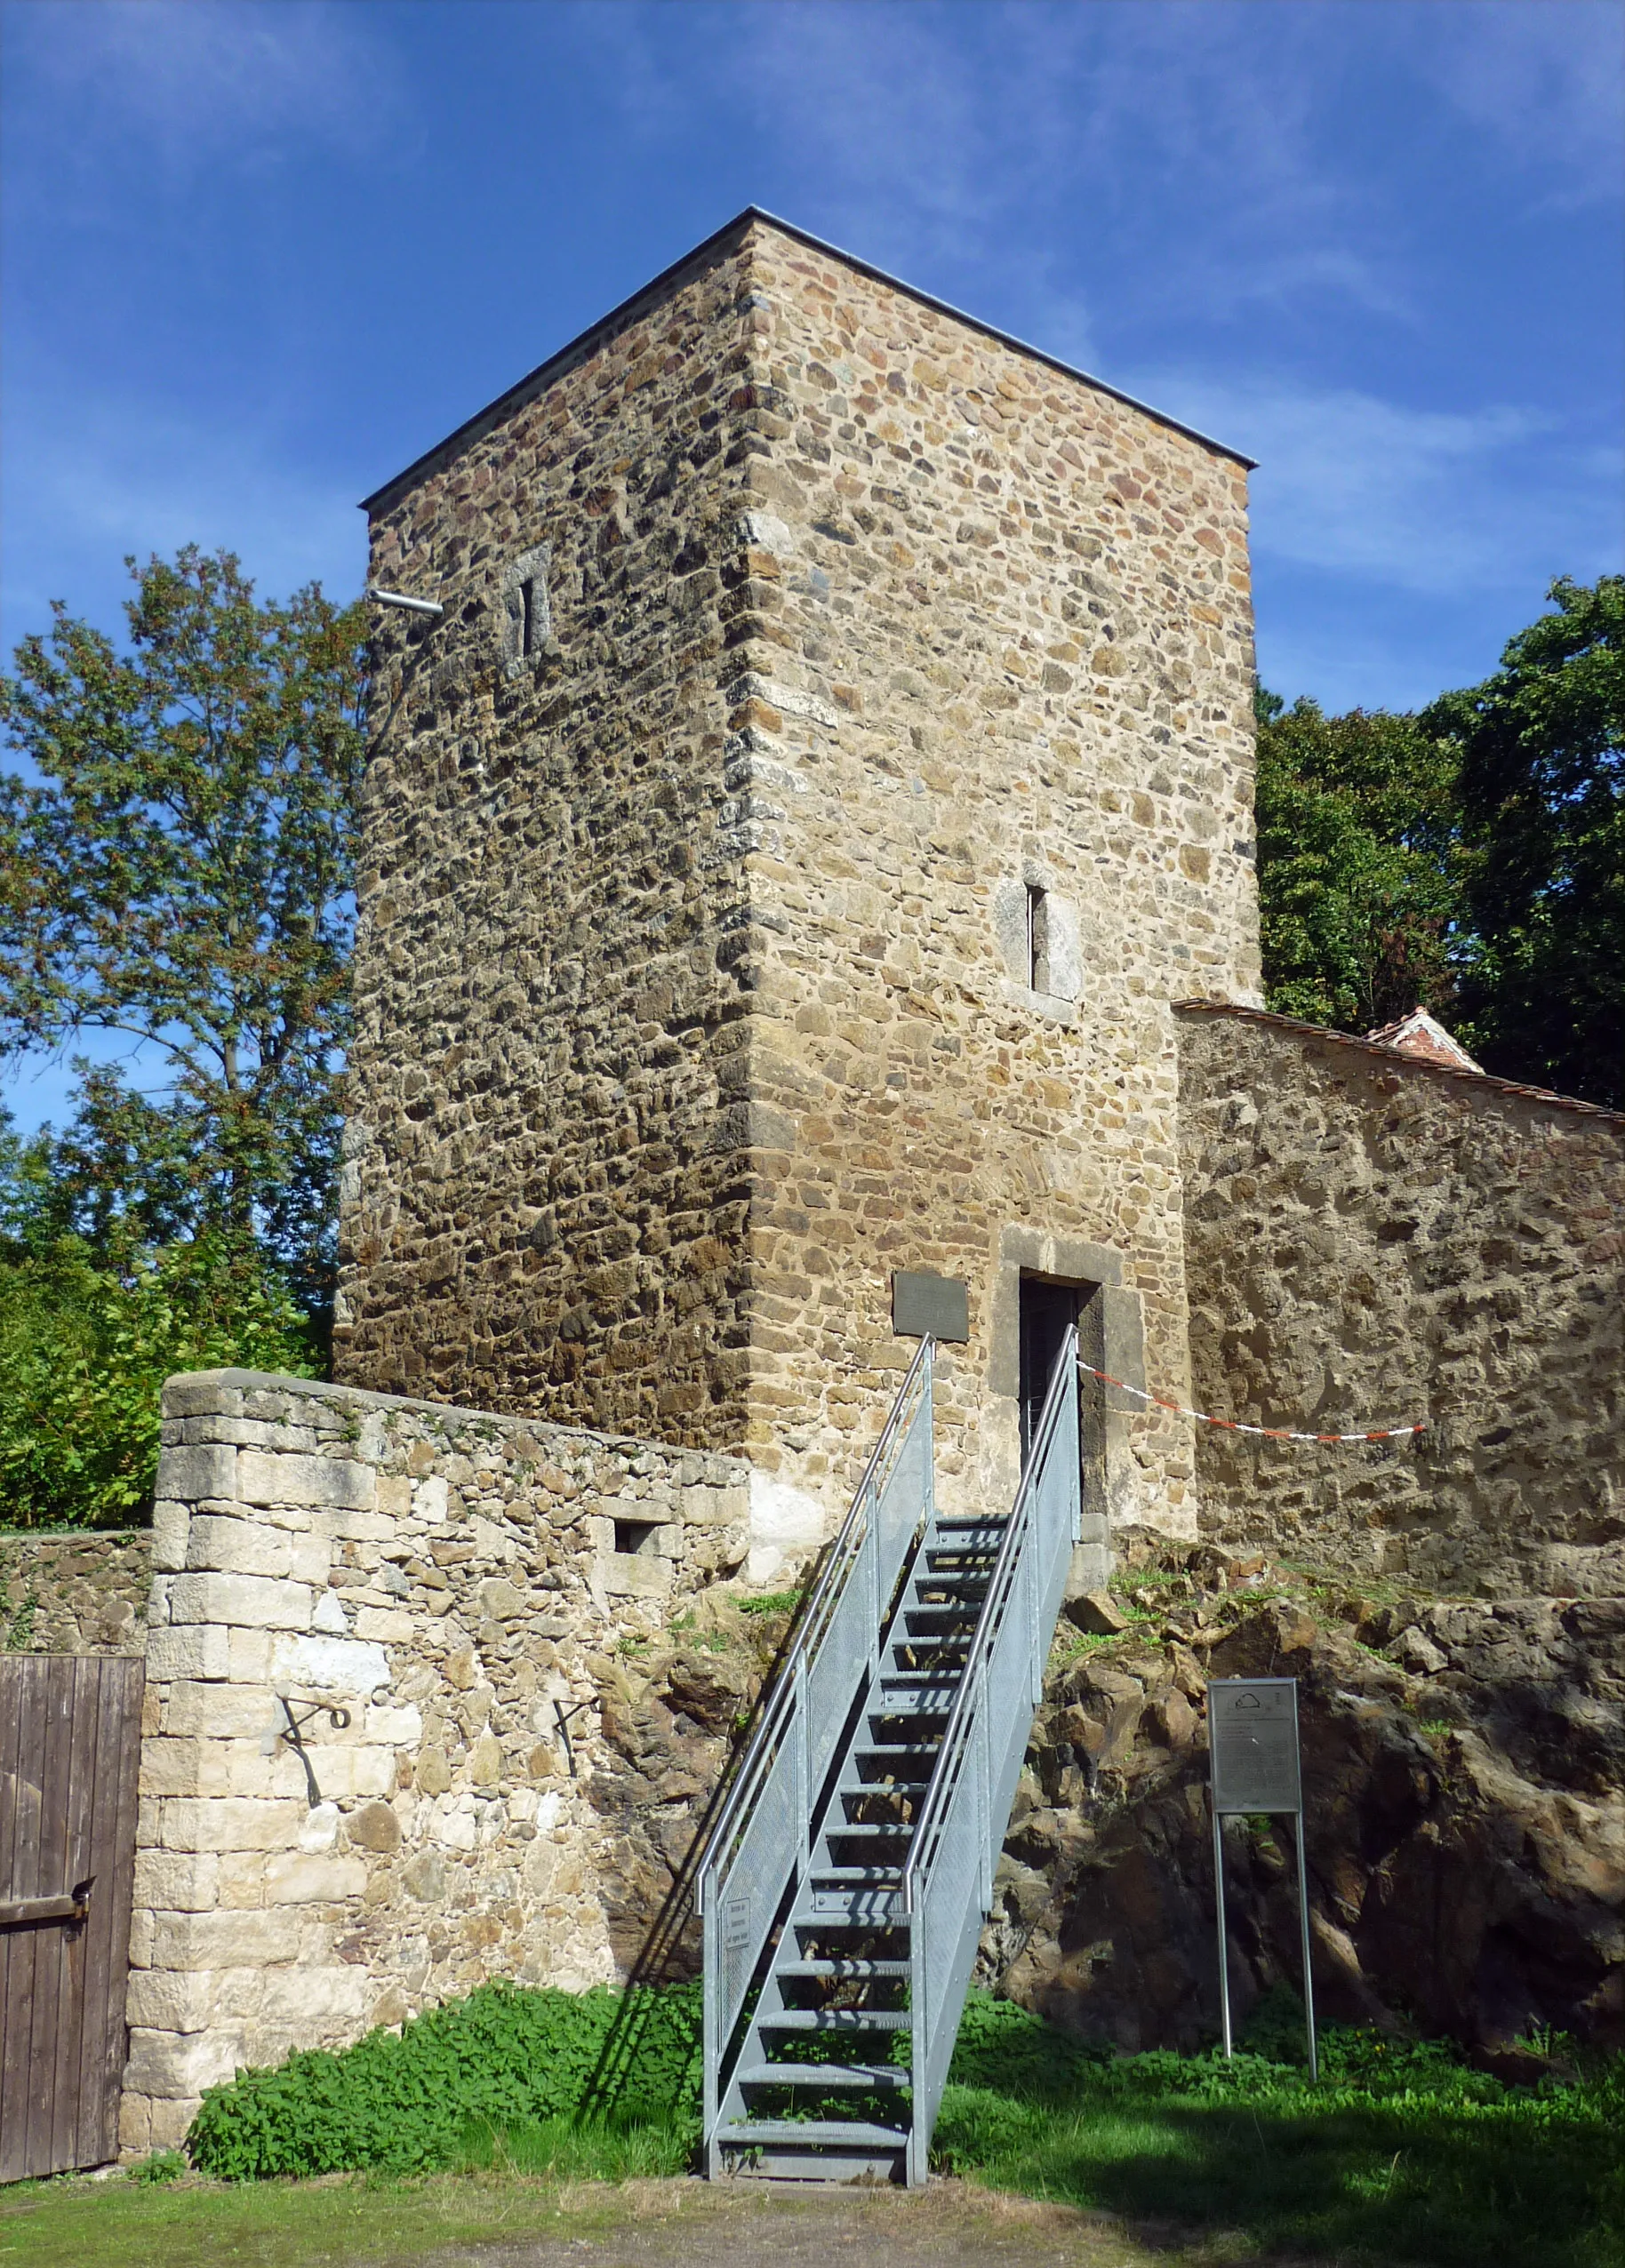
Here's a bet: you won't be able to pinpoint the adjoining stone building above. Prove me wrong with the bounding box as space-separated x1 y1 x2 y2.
336 207 1263 1582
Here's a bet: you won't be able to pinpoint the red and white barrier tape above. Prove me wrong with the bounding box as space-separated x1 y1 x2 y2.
1079 1362 1426 1445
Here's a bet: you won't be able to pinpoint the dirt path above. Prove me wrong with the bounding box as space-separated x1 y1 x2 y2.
415 2178 1246 2268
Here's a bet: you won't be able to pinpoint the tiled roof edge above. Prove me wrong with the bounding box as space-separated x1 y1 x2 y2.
1172 998 1625 1127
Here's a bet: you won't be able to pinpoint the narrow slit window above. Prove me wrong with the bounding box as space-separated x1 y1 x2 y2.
1026 884 1052 993
519 577 537 657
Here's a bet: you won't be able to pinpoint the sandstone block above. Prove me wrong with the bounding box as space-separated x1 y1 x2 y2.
237 1450 377 1513
228 1627 275 1681
601 1552 671 1600
264 1852 369 1904
161 1796 306 1853
132 1849 220 1913
268 1633 390 1693
144 2096 198 2151
124 2024 244 2098
153 1444 238 1504
118 2092 153 2157
185 1515 291 1579
146 1624 230 1682
164 1681 278 1739
150 1502 190 1573
355 1606 415 1643
161 1373 246 1419
288 1533 336 1585
150 1906 302 1968
170 1572 312 1632
125 1967 231 2032
256 1966 371 2027
365 1704 424 1744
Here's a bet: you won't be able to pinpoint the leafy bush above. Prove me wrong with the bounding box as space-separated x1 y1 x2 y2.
187 1979 702 2180
0 1231 318 1529
942 1990 1109 2097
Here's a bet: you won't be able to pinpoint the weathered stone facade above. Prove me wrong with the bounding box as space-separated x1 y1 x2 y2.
120 1368 749 2152
0 1529 150 1654
337 209 1261 1560
1177 1004 1625 1598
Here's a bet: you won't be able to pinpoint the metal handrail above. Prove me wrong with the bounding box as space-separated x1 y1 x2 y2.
694 1333 935 1915
902 1324 1077 1914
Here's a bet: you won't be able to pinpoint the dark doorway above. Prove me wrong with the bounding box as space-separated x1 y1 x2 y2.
1019 1276 1081 1466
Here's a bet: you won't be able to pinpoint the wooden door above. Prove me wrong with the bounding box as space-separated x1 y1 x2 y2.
0 1655 144 2180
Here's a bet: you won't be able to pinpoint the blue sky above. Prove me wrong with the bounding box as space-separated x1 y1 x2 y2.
1 0 1621 1130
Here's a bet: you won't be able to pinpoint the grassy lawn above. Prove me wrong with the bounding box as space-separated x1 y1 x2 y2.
0 2169 637 2268
938 2078 1620 2268
8 1991 1617 2268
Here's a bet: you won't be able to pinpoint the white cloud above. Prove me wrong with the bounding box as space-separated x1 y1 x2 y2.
9 0 401 172
1413 0 1625 206
1136 371 1623 598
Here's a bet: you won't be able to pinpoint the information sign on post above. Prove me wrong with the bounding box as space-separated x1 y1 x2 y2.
1206 1678 1317 2080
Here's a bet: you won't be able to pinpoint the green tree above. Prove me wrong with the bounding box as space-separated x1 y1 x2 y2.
0 1107 320 1529
0 547 367 1313
1253 689 1462 1034
1423 575 1623 1108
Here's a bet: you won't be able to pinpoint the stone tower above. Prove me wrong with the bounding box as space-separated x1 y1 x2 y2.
336 210 1261 1577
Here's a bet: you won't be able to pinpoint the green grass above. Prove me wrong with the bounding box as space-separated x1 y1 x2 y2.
5 1988 1619 2268
933 2010 1625 2268
0 2169 666 2267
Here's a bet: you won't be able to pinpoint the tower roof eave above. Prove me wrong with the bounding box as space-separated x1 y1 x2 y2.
359 205 1256 518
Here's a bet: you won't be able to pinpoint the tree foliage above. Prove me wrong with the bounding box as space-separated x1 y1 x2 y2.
0 1113 319 1530
1253 691 1461 1034
0 547 367 1310
1424 575 1623 1107
1256 576 1622 1109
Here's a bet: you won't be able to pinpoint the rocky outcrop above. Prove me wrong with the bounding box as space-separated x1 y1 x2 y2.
989 1554 1625 2057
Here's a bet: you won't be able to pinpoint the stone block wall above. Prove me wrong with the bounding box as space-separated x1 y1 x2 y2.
336 228 760 1442
723 223 1259 1541
1176 1004 1625 1596
337 209 1261 1557
0 1529 150 1653
122 1368 750 2154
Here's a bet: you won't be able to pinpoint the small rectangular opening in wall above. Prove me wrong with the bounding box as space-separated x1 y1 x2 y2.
519 578 537 656
1026 885 1052 993
613 1518 661 1558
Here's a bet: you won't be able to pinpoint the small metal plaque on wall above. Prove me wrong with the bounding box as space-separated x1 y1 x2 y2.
1209 1679 1302 1813
892 1270 970 1343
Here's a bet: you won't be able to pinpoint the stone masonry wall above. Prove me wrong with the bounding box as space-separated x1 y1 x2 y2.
338 212 1261 1562
122 1368 749 2154
0 1529 150 1654
720 224 1260 1541
336 232 759 1445
1176 1005 1625 1596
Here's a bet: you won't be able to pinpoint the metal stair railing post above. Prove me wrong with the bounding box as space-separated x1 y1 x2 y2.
697 1336 935 2160
904 1326 1080 2170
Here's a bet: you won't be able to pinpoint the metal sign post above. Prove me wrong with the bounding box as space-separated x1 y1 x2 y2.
1207 1677 1317 2080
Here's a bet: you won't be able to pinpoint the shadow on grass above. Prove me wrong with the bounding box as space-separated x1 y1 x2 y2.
938 2085 1622 2268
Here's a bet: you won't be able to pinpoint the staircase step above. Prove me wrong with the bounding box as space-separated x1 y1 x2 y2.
738 2061 907 2090
716 2119 909 2146
777 1960 911 1979
762 2008 909 2032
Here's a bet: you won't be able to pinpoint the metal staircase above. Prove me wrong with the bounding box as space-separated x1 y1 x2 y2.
697 1327 1081 2185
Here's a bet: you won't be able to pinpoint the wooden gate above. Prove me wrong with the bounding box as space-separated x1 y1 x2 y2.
0 1655 143 2179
